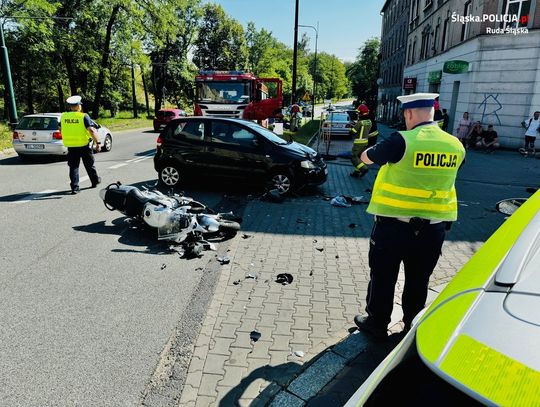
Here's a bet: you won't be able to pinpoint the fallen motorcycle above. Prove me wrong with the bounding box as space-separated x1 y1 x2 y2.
99 182 242 257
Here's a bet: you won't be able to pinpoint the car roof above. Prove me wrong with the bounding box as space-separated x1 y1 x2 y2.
159 108 184 112
21 113 62 118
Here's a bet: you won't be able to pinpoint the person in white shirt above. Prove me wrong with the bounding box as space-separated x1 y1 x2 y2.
520 111 540 157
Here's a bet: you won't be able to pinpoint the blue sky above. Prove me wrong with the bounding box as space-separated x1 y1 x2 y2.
206 0 385 63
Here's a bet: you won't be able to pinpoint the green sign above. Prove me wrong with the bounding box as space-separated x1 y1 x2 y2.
428 70 442 84
443 60 469 74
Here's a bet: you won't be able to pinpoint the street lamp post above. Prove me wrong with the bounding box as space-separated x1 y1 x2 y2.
0 23 18 127
298 22 318 120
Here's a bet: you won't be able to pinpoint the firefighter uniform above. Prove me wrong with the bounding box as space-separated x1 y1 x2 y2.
354 93 465 338
61 95 101 194
351 104 377 177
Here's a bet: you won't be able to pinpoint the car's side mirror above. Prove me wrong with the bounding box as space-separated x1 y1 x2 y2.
495 198 527 215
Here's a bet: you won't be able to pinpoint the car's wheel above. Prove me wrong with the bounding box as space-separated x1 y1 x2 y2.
102 134 112 152
269 172 294 195
159 165 181 187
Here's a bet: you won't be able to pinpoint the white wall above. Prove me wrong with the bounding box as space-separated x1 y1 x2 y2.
403 30 540 148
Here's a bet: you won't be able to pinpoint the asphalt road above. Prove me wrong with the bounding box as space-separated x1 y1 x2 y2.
0 129 240 406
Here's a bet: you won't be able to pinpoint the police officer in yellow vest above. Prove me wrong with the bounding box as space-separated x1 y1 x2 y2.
354 93 465 339
60 95 101 194
350 104 377 178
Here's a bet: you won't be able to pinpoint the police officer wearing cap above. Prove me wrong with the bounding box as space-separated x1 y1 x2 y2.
354 93 465 339
60 96 101 194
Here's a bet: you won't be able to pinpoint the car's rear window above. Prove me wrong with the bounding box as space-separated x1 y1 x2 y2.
16 117 59 130
157 111 175 118
327 113 349 122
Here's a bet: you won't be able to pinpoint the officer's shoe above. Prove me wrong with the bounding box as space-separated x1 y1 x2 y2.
354 315 388 340
71 186 80 195
91 177 102 188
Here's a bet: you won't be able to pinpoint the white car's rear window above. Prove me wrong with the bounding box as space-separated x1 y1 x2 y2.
17 117 59 131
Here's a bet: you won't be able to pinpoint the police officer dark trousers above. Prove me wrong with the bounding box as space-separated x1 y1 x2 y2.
354 93 465 339
61 95 101 194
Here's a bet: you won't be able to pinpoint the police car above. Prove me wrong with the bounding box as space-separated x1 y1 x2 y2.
346 189 540 406
12 113 113 159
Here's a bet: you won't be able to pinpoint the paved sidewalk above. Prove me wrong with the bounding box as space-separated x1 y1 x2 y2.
177 125 540 406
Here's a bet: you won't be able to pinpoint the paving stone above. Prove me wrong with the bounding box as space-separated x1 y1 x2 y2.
198 373 222 397
209 337 234 356
203 354 228 375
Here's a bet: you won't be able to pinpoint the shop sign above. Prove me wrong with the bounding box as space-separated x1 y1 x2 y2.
443 60 469 74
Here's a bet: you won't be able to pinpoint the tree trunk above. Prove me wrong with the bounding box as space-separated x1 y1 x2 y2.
64 52 78 96
141 66 150 118
57 82 65 112
26 63 34 114
92 4 121 119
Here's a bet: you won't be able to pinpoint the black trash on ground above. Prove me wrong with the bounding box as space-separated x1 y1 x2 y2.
250 330 262 342
261 189 285 203
275 273 294 285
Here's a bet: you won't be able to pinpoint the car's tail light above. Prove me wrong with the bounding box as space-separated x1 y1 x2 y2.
156 136 163 147
194 104 203 116
52 131 62 140
12 131 19 140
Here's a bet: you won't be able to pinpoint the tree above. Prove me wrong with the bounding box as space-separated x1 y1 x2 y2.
312 52 349 102
193 3 247 71
347 37 380 111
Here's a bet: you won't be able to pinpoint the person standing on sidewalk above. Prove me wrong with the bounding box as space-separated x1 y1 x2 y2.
520 111 540 157
350 104 373 178
354 93 465 339
60 95 101 194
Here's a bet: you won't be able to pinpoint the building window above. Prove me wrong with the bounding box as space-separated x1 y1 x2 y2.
433 18 440 54
424 0 433 11
411 0 420 23
441 17 449 51
412 37 417 64
502 0 531 28
461 1 472 41
407 43 412 64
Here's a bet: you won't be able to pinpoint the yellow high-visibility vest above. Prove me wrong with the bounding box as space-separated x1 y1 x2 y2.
60 111 90 147
367 124 465 221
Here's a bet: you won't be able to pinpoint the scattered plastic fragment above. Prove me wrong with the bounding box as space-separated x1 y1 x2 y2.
242 234 252 239
349 223 357 228
250 331 262 342
313 239 318 243
316 247 324 252
245 272 258 280
309 270 313 276
293 350 305 358
276 273 294 285
335 255 339 259
217 256 230 265
233 280 242 285
331 196 352 207
161 264 167 270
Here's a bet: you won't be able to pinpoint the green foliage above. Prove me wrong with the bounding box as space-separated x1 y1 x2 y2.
0 0 350 121
193 3 248 70
347 37 380 110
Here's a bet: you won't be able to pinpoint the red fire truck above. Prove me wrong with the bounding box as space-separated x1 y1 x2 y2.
194 71 283 122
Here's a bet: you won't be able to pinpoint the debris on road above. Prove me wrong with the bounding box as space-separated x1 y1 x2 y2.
275 273 294 285
331 196 352 207
233 279 242 285
293 350 305 358
161 264 167 270
250 331 262 343
296 218 307 224
245 272 258 280
217 255 230 265
309 270 313 276
261 189 284 203
316 247 324 252
349 223 357 228
241 234 252 239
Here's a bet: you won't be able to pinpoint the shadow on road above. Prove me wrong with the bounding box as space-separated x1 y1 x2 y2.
0 155 66 166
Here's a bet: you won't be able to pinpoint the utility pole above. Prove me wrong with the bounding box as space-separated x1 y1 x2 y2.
291 0 299 105
0 23 17 127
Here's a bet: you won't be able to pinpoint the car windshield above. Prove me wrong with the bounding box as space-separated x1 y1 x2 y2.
16 116 59 130
196 81 251 104
243 122 288 145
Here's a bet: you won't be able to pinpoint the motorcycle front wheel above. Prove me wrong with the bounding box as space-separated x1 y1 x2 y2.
218 220 241 234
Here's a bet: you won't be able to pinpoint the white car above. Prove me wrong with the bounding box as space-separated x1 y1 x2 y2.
346 190 540 406
12 113 113 159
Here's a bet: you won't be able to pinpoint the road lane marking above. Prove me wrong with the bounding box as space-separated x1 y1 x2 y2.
109 163 128 169
11 190 58 204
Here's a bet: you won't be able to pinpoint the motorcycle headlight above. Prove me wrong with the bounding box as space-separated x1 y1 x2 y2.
300 160 317 169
